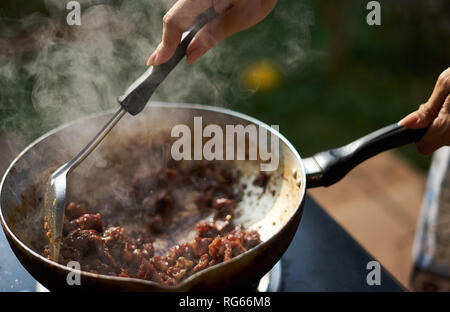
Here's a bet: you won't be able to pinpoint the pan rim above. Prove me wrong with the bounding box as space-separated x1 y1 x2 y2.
0 101 306 290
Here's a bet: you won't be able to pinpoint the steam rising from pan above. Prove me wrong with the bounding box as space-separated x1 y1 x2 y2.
0 0 313 141
0 1 312 232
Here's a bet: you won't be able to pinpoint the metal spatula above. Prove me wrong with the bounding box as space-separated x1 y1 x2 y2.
44 7 218 261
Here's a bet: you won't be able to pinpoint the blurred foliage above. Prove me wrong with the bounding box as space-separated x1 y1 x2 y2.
225 0 450 170
1 0 449 170
0 1 46 20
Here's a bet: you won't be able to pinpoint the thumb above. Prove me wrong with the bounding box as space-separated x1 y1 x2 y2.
186 0 278 64
398 103 437 129
399 68 450 129
185 5 246 64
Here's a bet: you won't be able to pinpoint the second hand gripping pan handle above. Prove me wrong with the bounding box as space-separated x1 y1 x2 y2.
118 7 219 115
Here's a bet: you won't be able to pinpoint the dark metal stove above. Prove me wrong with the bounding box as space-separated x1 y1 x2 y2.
0 196 404 292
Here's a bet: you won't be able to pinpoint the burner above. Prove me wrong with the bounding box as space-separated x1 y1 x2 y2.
35 282 49 292
258 261 282 292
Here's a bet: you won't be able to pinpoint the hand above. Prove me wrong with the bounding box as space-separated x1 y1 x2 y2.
399 67 450 154
146 0 278 66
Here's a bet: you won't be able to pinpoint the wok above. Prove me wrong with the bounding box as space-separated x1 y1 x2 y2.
0 102 426 291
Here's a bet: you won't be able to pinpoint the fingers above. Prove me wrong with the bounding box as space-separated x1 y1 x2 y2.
147 0 214 66
397 104 435 129
398 67 450 154
186 0 278 64
147 0 278 66
399 68 450 129
416 94 450 154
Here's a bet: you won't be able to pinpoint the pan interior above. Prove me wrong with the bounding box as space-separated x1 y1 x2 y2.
0 103 305 266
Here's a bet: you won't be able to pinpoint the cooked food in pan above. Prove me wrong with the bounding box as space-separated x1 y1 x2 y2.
44 160 263 286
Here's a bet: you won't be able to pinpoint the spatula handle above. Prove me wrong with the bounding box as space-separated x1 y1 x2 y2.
118 7 219 115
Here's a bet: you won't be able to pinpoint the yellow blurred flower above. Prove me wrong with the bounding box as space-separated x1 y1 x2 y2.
241 60 282 92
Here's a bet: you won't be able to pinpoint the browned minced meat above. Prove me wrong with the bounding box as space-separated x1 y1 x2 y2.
44 161 260 286
253 172 270 189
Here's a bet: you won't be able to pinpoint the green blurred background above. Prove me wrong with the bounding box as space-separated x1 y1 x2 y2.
1 0 449 170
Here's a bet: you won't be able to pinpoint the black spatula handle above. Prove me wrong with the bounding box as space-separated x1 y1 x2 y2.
119 7 219 115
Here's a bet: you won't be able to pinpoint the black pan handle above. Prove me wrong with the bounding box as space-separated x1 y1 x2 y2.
304 124 427 188
118 7 219 115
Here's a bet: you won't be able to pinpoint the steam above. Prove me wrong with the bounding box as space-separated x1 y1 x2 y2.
0 0 313 139
0 1 314 254
27 1 162 129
